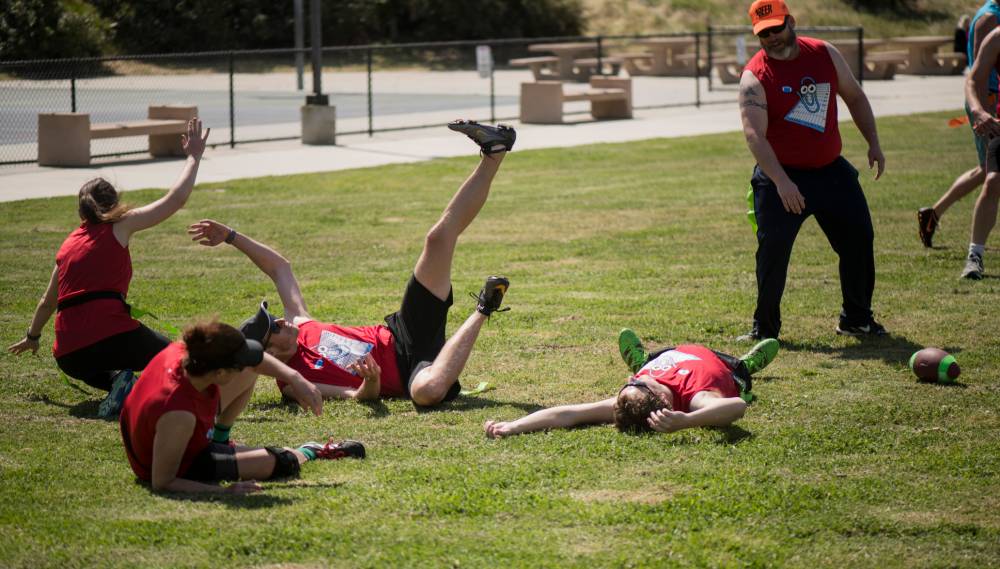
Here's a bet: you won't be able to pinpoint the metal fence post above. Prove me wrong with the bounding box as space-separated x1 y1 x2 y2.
597 35 604 75
367 47 374 137
490 49 496 123
229 51 235 149
70 60 77 112
707 26 714 93
695 32 701 108
857 26 864 87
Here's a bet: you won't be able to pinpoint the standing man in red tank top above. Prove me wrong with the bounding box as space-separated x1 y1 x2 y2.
8 119 210 418
738 0 887 341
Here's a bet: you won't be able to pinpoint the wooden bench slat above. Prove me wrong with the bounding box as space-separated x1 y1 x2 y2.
509 56 559 65
563 88 627 102
574 57 624 65
89 119 188 139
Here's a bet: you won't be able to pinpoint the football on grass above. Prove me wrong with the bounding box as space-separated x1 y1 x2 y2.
909 348 960 383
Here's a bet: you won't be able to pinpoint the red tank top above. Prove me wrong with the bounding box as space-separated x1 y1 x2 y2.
119 342 220 482
53 222 139 357
745 36 842 169
631 344 739 412
282 320 403 397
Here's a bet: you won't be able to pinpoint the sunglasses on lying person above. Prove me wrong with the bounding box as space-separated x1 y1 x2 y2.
757 17 788 39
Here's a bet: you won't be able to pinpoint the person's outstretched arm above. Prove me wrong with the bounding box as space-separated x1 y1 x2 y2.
739 70 806 214
647 393 747 434
112 119 210 246
484 398 616 438
825 42 885 180
187 219 309 322
254 353 324 414
151 411 262 494
8 265 58 355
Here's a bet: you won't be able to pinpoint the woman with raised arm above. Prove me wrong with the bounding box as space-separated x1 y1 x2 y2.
8 119 210 417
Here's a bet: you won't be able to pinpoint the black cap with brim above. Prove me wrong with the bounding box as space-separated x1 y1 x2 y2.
231 338 265 368
240 300 276 346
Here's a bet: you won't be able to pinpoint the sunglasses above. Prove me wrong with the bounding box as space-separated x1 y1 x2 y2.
618 379 656 396
757 17 788 39
261 319 281 347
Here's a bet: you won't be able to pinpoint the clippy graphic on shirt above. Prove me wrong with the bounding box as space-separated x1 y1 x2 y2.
312 330 373 374
784 76 830 133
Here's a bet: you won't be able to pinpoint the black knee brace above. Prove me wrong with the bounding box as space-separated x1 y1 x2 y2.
265 447 301 479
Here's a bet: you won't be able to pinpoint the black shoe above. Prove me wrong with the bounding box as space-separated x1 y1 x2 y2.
448 120 516 155
836 318 888 337
960 252 984 280
472 275 510 316
917 207 938 248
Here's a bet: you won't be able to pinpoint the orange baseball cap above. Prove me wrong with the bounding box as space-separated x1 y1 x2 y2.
749 0 791 35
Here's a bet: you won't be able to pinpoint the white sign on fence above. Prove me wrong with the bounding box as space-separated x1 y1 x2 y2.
476 45 493 78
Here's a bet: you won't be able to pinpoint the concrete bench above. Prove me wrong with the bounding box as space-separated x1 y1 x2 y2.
934 51 966 74
865 50 908 80
713 57 744 85
574 56 623 77
621 53 653 75
520 77 632 124
509 56 560 80
38 105 198 167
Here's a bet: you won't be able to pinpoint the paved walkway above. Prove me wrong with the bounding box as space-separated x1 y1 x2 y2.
0 74 965 203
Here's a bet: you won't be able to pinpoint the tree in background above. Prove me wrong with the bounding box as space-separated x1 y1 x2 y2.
0 0 112 60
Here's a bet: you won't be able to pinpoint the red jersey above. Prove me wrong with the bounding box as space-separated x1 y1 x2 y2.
632 344 739 412
53 222 139 357
119 342 219 482
745 36 842 169
282 320 403 397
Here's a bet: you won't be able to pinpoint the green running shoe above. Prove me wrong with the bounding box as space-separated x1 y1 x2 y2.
618 328 648 375
739 338 779 376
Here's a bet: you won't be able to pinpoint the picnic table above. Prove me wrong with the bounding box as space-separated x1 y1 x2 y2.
826 38 906 80
527 42 598 81
627 37 698 76
889 36 964 75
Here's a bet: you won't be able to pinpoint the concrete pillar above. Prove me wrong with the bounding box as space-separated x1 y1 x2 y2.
301 104 336 145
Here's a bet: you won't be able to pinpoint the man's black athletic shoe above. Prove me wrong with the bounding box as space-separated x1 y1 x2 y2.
300 439 366 460
472 275 510 316
917 207 939 248
836 318 888 337
448 120 516 155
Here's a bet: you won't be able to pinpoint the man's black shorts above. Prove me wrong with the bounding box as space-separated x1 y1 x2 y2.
183 442 239 483
384 274 460 401
988 136 1000 173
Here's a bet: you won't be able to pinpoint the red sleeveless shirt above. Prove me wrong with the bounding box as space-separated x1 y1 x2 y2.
53 222 139 357
745 36 842 169
119 342 220 482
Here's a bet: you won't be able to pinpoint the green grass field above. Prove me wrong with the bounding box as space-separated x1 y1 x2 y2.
1 112 998 568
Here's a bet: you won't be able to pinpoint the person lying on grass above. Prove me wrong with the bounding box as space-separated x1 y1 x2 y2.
484 330 778 438
187 120 516 408
120 319 363 495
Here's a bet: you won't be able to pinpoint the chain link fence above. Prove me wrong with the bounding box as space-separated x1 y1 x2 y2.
0 27 862 167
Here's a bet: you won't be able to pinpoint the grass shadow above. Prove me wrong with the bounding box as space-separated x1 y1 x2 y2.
358 398 391 418
414 395 545 414
780 333 940 367
709 424 754 445
134 480 295 508
30 393 117 422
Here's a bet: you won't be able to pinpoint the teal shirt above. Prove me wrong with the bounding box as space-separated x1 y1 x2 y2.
969 0 1000 92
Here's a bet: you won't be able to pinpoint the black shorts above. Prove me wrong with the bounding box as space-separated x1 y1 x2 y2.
56 324 171 391
183 442 239 483
384 274 461 401
988 137 1000 173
